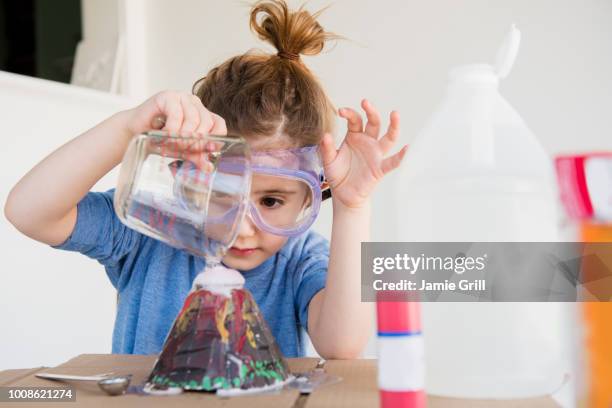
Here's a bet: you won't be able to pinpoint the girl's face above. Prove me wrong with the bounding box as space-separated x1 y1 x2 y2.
221 171 311 270
223 176 287 270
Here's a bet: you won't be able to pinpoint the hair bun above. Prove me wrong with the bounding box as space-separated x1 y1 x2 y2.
249 0 336 60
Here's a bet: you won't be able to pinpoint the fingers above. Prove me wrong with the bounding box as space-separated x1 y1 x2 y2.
381 144 409 175
209 113 227 136
190 96 226 136
179 94 201 135
187 95 210 136
319 133 338 166
362 99 381 139
338 107 363 133
156 91 226 138
187 152 215 173
340 100 383 140
378 110 400 154
159 93 184 135
149 91 231 166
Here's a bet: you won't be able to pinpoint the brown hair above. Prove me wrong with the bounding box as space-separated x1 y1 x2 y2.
192 0 339 147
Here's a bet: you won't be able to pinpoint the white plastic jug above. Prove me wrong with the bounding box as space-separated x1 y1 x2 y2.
396 26 575 401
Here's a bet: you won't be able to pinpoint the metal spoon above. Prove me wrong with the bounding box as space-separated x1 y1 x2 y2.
35 372 132 396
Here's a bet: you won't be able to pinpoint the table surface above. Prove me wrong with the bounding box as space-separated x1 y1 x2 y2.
0 354 558 407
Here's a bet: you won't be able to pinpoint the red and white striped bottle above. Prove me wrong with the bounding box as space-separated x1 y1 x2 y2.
376 294 426 408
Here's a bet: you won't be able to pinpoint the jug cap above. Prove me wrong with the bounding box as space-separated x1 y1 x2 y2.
448 24 521 84
494 24 521 79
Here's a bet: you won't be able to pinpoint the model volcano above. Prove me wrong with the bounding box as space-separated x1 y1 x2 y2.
145 266 291 394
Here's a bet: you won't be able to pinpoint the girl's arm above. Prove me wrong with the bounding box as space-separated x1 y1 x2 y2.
4 91 226 246
308 100 407 358
308 201 372 358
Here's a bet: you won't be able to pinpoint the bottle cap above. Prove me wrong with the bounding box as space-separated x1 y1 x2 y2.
494 24 521 79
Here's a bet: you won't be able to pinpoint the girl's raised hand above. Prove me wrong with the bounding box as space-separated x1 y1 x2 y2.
124 90 227 137
319 99 408 209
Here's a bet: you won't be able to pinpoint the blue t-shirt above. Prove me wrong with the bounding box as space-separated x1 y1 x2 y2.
52 189 329 357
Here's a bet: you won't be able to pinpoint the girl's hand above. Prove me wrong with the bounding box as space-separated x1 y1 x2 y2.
124 90 227 137
126 91 228 172
319 99 408 209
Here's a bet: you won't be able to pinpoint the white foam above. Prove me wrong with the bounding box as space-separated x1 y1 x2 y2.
191 265 245 296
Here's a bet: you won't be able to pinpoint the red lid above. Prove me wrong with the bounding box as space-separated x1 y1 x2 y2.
376 298 422 333
555 153 612 221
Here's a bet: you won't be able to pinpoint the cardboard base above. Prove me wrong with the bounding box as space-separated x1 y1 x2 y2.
0 354 558 407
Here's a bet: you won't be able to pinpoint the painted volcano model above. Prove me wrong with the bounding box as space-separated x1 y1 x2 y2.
145 266 291 394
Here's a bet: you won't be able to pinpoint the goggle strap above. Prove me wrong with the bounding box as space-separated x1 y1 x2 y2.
321 179 332 201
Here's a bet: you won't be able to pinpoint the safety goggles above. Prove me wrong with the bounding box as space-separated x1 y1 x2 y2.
171 145 331 237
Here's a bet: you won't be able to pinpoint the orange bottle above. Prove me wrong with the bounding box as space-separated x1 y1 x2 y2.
556 154 612 408
580 222 612 408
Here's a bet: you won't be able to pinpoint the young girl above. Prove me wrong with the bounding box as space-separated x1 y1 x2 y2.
4 0 406 359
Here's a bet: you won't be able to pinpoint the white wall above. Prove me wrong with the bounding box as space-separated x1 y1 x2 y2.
2 0 611 368
0 72 132 369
